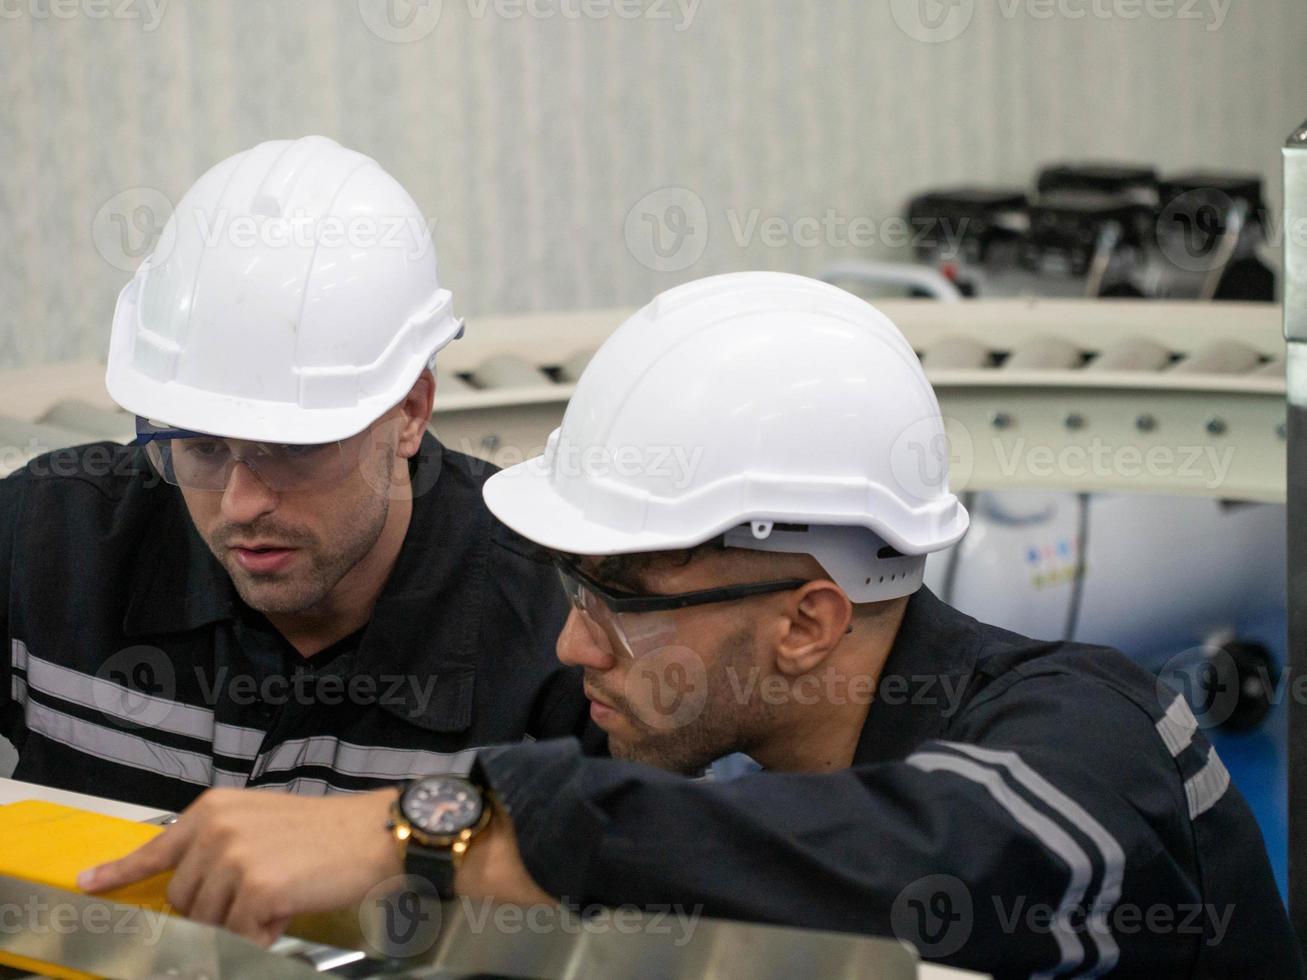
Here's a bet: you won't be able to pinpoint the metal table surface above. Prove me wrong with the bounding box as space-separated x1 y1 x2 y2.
0 778 986 979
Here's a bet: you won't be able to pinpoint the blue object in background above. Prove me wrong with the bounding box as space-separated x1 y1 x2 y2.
1204 609 1289 903
1139 608 1289 903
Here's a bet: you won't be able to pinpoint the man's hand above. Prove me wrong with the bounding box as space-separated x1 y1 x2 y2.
78 787 403 947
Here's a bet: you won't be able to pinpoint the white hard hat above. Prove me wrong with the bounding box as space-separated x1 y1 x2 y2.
106 135 463 444
483 271 970 602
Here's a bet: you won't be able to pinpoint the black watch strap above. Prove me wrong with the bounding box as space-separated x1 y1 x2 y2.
404 841 457 900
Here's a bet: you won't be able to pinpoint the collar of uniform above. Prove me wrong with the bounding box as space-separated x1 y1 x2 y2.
852 586 983 766
121 431 450 639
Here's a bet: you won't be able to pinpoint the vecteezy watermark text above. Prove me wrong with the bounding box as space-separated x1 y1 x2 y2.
457 436 706 491
992 437 1236 491
725 667 970 717
0 0 167 30
623 185 973 273
0 894 168 946
357 0 698 43
892 873 1237 959
890 0 1233 44
457 897 702 945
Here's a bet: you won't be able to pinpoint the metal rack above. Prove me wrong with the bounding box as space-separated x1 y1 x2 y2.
0 301 1288 501
432 300 1288 504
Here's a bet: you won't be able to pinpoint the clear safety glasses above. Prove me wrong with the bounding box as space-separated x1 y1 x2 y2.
553 557 807 658
134 418 368 493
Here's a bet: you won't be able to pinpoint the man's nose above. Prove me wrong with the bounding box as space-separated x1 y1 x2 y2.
219 461 279 525
556 609 618 671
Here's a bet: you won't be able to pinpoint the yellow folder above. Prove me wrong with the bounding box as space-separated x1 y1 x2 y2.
0 799 363 979
0 799 171 978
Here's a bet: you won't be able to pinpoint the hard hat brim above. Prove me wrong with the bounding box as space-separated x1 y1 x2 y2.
483 458 706 556
107 365 398 444
484 455 969 558
105 278 463 445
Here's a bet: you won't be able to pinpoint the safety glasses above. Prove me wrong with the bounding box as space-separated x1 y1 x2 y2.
554 557 807 658
134 418 367 493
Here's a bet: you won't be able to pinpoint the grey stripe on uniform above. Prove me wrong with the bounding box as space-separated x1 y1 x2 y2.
23 646 216 743
251 737 478 781
17 640 266 761
944 741 1124 977
1185 750 1231 819
907 750 1089 977
1155 694 1199 758
24 698 214 786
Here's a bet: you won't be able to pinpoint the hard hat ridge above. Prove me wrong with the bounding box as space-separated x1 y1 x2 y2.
106 135 462 444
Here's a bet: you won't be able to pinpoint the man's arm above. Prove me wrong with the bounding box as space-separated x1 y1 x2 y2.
467 672 1289 978
470 738 1119 974
84 670 1298 976
85 685 1146 974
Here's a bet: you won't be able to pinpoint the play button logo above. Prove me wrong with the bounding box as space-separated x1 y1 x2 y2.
890 0 975 43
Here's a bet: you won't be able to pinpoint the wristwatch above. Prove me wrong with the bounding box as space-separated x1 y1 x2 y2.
388 773 493 899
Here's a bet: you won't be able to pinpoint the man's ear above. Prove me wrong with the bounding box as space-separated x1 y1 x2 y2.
773 581 853 677
396 369 435 460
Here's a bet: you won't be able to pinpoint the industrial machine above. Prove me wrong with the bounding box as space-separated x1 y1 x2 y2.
905 163 1278 303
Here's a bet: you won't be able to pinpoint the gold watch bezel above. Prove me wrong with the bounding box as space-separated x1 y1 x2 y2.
389 779 494 864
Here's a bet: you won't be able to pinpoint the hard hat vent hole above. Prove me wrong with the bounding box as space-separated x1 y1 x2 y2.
879 576 885 583
864 577 871 585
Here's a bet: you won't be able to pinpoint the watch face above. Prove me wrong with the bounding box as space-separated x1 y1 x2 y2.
402 776 484 836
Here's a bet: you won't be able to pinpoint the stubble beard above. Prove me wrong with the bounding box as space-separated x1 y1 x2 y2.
607 622 772 776
218 444 396 615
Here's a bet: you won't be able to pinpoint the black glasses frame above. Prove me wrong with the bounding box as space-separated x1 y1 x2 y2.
554 557 807 615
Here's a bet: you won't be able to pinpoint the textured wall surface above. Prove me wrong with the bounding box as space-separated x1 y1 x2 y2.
1 0 1304 368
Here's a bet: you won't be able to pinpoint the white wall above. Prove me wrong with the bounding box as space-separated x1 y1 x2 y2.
0 0 1304 368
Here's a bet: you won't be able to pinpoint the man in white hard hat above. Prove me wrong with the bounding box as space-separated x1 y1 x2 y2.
87 273 1301 977
0 137 596 812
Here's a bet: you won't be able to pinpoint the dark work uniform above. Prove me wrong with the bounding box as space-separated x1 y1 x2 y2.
476 588 1303 979
0 434 596 812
